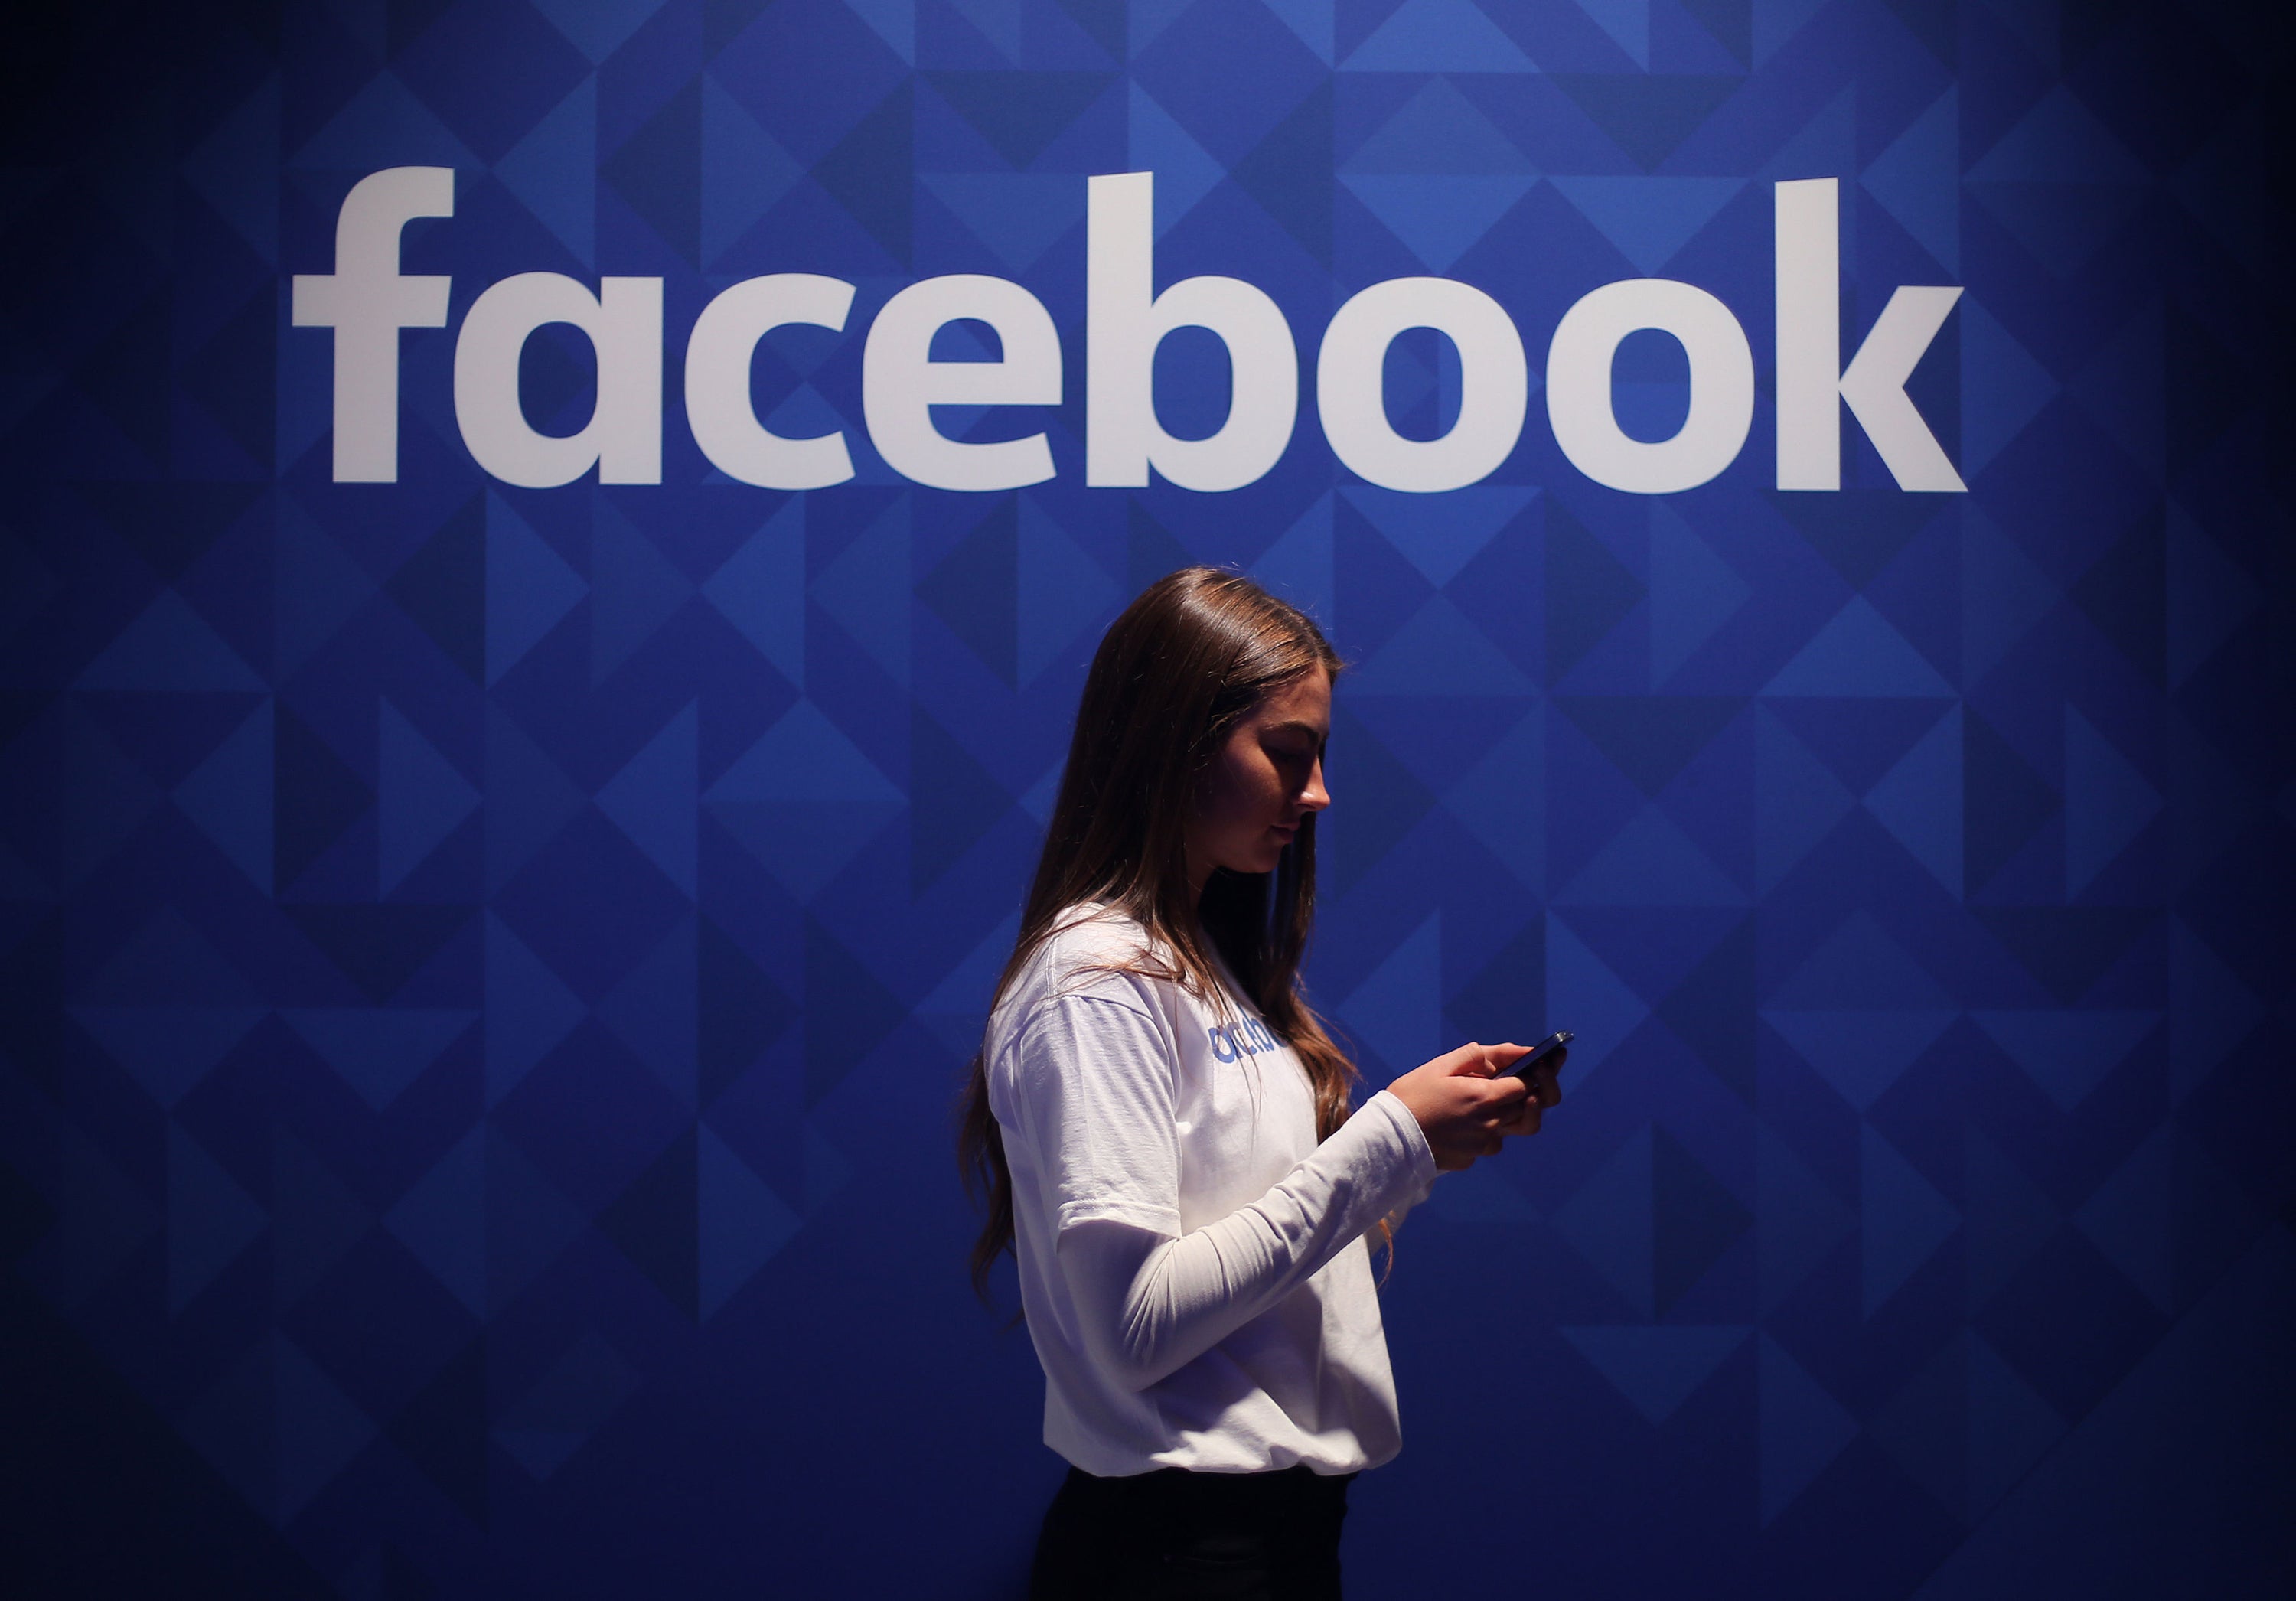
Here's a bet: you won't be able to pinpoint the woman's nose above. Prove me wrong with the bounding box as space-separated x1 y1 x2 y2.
1300 758 1331 812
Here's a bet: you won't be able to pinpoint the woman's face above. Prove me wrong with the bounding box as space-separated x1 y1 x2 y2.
1184 670 1333 896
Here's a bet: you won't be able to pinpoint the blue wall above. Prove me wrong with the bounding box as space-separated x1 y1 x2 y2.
3 0 2291 1595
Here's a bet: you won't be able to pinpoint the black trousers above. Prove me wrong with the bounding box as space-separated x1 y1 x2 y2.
1028 1462 1355 1600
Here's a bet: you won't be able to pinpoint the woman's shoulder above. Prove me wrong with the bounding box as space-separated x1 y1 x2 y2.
996 902 1171 1019
1032 901 1163 983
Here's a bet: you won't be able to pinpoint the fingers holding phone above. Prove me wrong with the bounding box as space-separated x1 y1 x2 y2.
1491 1033 1567 1136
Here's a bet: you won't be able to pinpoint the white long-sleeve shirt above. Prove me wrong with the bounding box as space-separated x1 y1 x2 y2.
984 902 1439 1476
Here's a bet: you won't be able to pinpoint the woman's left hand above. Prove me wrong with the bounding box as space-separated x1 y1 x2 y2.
1489 1043 1563 1137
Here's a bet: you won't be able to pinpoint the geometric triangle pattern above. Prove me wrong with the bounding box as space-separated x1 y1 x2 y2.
6 1 2289 1596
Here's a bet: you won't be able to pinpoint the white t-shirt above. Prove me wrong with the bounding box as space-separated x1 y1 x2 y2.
984 901 1440 1477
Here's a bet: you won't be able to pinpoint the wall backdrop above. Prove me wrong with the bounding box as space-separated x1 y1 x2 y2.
3 0 2291 1596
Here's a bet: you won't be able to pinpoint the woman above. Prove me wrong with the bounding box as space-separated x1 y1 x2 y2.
954 567 1563 1599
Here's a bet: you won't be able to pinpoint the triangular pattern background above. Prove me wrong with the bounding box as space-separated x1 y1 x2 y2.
1 0 2289 1596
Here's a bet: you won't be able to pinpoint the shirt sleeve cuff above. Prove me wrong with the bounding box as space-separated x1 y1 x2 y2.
1366 1088 1439 1192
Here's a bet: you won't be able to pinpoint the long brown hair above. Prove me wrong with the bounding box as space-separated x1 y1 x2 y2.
954 566 1391 1314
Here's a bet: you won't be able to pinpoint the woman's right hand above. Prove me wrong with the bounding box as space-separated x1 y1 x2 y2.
1385 1042 1536 1172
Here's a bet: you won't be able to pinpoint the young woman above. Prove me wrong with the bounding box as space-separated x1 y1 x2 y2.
955 567 1564 1599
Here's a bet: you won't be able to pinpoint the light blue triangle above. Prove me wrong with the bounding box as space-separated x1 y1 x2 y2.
385 1126 483 1314
378 699 479 895
532 0 664 63
2064 706 2161 897
1759 1333 1857 1522
1341 175 1536 272
79 590 265 692
272 1337 373 1521
921 912 1019 1016
597 917 696 1104
497 77 595 267
1342 0 1537 71
708 700 903 805
486 912 583 1104
706 498 805 688
1336 912 1440 1075
1557 807 1746 906
1772 910 1954 1009
1864 703 1961 892
841 0 915 63
73 1007 267 1108
1650 503 1750 685
168 1123 267 1312
175 701 273 893
283 1009 478 1110
2167 503 2261 687
1341 485 1532 589
1127 86 1225 239
84 905 260 1005
63 724 158 883
760 383 846 451
289 71 478 169
1758 1128 1854 1315
1763 596 1954 697
1551 178 1746 275
1548 912 1649 1089
1861 88 1956 272
1019 497 1119 686
1965 1127 2057 1312
1341 77 1533 174
810 497 909 688
276 495 375 678
1420 1159 1538 1221
486 703 585 896
486 492 587 685
1756 706 1857 893
494 1428 588 1482
1862 1123 1959 1316
1961 298 2057 478
920 174 1088 274
1347 592 1536 696
1971 1009 2157 1112
1551 1125 1653 1315
700 1124 801 1317
1967 85 2148 184
1965 178 2149 279
1760 85 1856 185
950 0 1023 58
185 76 279 261
1765 1009 1956 1111
1257 0 1334 61
917 911 1020 1052
1574 0 1649 67
1962 507 2057 686
592 496 693 684
2168 918 2262 1107
1563 1325 1746 1424
484 1129 589 1314
701 77 803 266
1965 1335 2065 1514
1443 708 1542 889
1130 0 1195 57
597 702 696 897
2073 1127 2172 1312
1251 494 1334 627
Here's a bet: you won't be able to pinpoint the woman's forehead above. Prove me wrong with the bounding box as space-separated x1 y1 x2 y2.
1254 672 1332 730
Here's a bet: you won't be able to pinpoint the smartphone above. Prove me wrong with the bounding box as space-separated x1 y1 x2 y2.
1499 1031 1572 1078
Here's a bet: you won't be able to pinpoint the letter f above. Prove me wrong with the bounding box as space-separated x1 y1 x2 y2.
292 167 455 483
